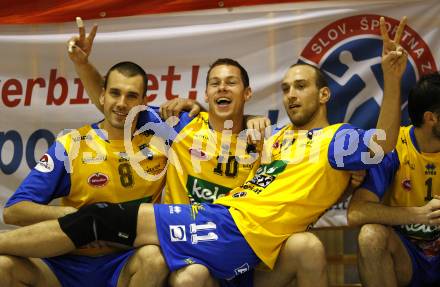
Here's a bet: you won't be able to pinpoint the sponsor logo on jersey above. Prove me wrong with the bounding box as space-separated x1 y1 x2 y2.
35 153 55 173
232 191 247 198
397 224 440 242
403 159 415 170
169 205 182 214
234 263 250 276
401 137 408 145
87 172 109 187
72 135 93 142
184 258 196 265
249 160 287 189
425 163 437 176
300 15 436 129
188 148 208 160
187 176 230 203
82 154 107 164
190 203 205 220
170 225 187 242
402 179 412 191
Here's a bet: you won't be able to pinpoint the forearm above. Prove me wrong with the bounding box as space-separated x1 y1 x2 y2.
348 200 425 227
0 219 75 258
3 201 76 226
374 77 401 154
74 62 104 113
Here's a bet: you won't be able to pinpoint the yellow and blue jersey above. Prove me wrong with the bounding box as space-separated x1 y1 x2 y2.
7 106 168 255
215 123 375 268
162 112 258 204
362 126 440 255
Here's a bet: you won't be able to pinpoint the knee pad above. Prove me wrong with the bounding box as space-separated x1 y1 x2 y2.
58 202 140 248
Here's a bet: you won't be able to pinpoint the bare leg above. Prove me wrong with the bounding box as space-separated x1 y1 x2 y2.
0 256 61 287
254 232 327 287
358 224 412 287
0 203 158 258
118 245 169 287
169 264 219 287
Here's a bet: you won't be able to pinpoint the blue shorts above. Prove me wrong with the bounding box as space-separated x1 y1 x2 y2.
154 203 260 279
396 230 440 287
43 250 135 287
218 270 254 287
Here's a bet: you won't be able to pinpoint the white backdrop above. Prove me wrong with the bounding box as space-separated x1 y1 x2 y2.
1 0 439 228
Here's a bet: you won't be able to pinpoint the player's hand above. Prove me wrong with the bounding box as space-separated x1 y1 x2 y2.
159 98 204 120
426 195 440 225
348 170 367 190
67 17 98 65
62 206 78 216
246 115 271 145
380 16 408 79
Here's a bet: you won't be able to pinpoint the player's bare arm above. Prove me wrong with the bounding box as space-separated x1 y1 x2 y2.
347 187 435 226
67 17 103 112
373 16 408 155
3 201 77 226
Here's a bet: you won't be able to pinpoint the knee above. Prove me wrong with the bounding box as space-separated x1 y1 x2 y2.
170 265 211 287
131 245 168 276
283 232 326 272
0 256 17 284
358 224 390 256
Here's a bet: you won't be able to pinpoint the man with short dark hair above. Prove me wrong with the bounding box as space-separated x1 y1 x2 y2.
348 72 440 287
67 20 330 287
0 61 171 287
0 16 408 287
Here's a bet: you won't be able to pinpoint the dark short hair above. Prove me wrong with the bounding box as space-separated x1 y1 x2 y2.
103 61 148 96
408 72 440 126
289 63 328 89
206 58 250 88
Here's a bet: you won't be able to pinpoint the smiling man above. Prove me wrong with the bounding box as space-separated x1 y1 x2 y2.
0 62 169 287
0 16 409 287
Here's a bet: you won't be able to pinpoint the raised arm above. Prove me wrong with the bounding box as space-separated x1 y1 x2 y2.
374 16 408 154
67 17 103 113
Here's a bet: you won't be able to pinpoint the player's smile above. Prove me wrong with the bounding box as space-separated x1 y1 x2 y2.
215 96 233 110
112 109 128 120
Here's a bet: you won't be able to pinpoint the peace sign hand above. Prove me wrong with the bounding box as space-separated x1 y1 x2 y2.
67 17 98 65
380 16 408 80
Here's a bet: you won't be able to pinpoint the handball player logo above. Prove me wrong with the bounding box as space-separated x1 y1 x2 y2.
299 15 437 129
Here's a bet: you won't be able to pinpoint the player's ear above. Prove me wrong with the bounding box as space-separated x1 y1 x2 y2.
142 93 148 105
244 87 252 102
423 110 439 127
319 87 330 104
99 88 105 106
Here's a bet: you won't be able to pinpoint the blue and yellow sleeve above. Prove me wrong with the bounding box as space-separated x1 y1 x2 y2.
5 142 71 207
328 123 382 170
360 152 400 199
136 106 193 143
